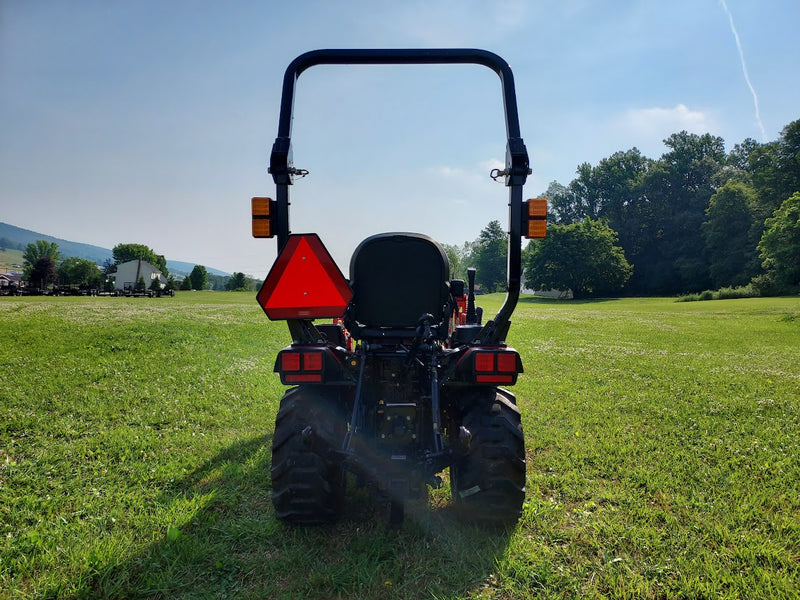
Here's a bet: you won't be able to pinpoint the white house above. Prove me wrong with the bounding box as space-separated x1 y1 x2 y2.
113 259 166 291
0 272 22 289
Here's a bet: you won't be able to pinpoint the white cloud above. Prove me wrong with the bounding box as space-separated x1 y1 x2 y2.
624 104 713 136
607 104 718 156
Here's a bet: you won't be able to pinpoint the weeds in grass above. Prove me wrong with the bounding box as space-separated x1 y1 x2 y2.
677 284 762 302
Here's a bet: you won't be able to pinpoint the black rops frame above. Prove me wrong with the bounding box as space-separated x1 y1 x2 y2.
268 48 531 345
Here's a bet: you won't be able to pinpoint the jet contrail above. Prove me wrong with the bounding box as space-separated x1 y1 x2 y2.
719 0 767 142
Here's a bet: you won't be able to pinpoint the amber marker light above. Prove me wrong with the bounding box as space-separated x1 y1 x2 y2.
252 197 276 238
524 198 547 239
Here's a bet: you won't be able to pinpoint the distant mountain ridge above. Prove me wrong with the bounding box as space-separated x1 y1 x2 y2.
0 222 229 277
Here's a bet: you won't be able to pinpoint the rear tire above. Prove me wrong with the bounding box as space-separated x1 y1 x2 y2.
451 388 526 526
271 387 345 525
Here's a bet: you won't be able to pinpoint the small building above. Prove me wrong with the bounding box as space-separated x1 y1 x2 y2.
112 259 166 291
0 272 22 291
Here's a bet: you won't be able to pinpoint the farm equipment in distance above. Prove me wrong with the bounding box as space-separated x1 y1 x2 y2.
252 49 546 526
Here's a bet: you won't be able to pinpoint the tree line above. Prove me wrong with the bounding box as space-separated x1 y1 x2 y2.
0 237 26 252
448 118 799 298
19 241 261 292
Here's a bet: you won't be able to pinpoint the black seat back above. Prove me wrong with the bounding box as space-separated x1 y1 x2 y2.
345 233 450 336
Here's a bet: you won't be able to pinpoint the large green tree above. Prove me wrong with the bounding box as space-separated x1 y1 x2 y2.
774 119 800 202
757 192 800 290
632 132 725 293
189 265 208 291
442 243 464 282
471 220 507 293
591 149 652 248
226 272 248 291
112 243 169 277
727 137 760 172
23 240 61 283
29 257 58 290
703 182 760 287
524 219 632 298
543 149 652 229
541 181 573 224
537 149 658 295
58 257 103 288
746 120 800 237
544 165 599 225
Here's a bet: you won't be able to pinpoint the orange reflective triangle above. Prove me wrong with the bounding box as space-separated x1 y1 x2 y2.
257 234 352 320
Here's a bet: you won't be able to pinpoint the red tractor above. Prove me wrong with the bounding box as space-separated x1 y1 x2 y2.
252 49 546 526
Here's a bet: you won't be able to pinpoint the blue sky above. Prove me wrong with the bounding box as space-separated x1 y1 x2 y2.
2 0 798 277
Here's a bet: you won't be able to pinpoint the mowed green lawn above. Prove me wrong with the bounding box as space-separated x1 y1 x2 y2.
1 293 798 599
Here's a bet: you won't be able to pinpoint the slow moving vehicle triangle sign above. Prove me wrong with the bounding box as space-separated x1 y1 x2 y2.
257 234 353 320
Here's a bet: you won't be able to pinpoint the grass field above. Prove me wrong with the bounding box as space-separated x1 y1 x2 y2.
0 249 24 273
1 292 798 599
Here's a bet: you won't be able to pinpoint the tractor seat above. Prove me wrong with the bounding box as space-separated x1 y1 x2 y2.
344 233 451 340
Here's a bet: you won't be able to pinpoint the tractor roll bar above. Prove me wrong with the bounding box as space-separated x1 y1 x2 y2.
275 48 522 141
268 48 530 345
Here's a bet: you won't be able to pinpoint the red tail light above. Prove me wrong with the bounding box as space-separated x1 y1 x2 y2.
276 349 325 383
496 352 518 373
475 352 495 372
281 352 302 372
469 349 523 384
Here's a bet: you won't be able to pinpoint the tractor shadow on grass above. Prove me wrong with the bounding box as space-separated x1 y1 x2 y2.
89 434 514 599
